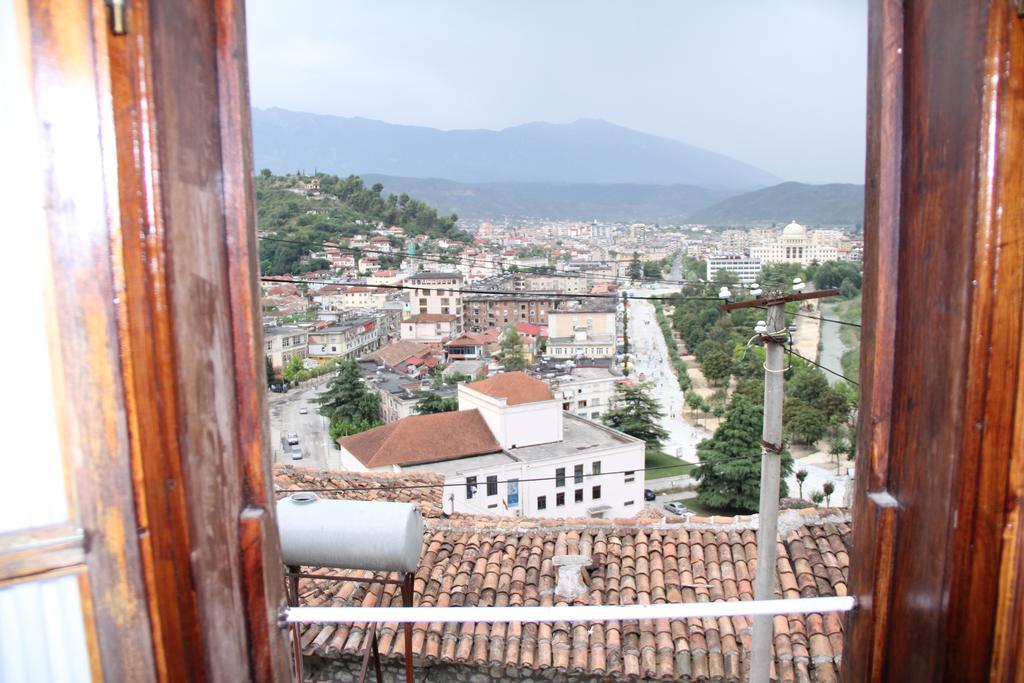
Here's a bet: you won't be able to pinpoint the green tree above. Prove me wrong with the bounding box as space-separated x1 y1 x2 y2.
602 381 669 453
785 401 830 445
314 360 382 439
265 355 275 387
694 395 794 512
811 490 825 506
260 168 272 178
498 325 529 371
642 260 662 280
796 469 808 500
822 481 835 507
702 348 733 386
282 354 305 384
628 252 643 281
444 371 471 385
413 391 458 415
828 427 851 473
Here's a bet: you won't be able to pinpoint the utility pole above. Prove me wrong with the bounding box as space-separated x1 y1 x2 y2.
621 291 630 377
721 285 838 683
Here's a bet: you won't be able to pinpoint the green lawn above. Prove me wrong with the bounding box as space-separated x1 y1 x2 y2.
672 495 751 517
645 449 695 479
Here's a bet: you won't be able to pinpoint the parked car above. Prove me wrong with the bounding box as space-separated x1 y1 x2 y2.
298 407 308 415
285 432 299 445
644 489 656 501
289 445 303 461
270 384 287 393
663 502 689 515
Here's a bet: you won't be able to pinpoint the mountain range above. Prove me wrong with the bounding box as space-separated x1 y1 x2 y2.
252 107 863 225
252 107 779 189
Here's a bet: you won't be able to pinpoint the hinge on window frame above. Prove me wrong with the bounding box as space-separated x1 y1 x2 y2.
106 0 127 35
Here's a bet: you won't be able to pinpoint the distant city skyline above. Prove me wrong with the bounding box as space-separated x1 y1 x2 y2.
246 1 867 185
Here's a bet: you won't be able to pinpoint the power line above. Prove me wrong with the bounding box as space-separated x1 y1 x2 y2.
789 310 862 328
276 453 766 495
788 348 860 386
260 276 718 302
257 235 706 288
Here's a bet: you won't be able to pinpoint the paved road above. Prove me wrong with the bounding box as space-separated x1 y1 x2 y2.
625 294 709 464
267 382 338 470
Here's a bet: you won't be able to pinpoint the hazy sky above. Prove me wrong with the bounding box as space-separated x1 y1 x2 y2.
247 1 867 184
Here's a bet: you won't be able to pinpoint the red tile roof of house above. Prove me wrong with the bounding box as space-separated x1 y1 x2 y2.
515 322 547 337
363 340 436 368
465 371 553 405
296 511 852 681
337 409 501 468
273 465 445 517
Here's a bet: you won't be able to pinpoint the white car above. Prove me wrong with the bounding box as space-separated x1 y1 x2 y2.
289 445 303 460
298 407 308 415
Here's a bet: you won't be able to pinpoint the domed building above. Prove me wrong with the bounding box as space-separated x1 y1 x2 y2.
749 219 839 266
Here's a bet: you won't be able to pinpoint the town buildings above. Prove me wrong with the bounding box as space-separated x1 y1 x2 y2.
306 317 381 362
337 372 645 519
399 313 459 342
545 302 618 360
263 325 309 370
705 254 763 284
543 366 622 421
406 271 464 333
463 293 560 332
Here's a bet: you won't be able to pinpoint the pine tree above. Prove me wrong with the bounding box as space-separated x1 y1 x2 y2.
602 381 669 452
265 355 275 387
413 391 458 415
694 395 794 512
314 360 381 436
498 325 529 371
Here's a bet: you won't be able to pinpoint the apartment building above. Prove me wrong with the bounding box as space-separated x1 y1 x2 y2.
399 313 459 342
263 326 308 371
406 271 464 333
705 254 763 284
463 294 561 332
544 366 621 421
545 302 617 360
306 317 380 361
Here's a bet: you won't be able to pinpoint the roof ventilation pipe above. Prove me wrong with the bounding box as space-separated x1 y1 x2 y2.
276 493 423 573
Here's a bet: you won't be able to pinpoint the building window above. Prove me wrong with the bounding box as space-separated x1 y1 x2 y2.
537 496 546 510
592 461 601 475
574 464 584 484
466 476 477 499
562 402 570 411
592 485 601 499
578 399 588 408
486 475 497 496
555 468 565 487
624 471 635 483
624 500 635 507
574 489 583 503
556 492 565 507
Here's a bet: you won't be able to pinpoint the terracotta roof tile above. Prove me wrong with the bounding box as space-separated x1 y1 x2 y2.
298 512 851 682
465 371 554 405
273 465 445 517
338 409 501 467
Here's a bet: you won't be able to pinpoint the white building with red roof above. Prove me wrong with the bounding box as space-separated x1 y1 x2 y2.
337 372 644 519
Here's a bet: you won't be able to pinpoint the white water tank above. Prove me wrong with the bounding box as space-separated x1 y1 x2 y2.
276 493 424 573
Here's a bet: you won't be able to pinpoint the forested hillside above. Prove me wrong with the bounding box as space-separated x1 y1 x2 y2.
255 171 469 275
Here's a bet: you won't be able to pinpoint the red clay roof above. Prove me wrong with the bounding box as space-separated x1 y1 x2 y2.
465 371 553 405
337 409 501 468
273 465 444 517
296 512 852 681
